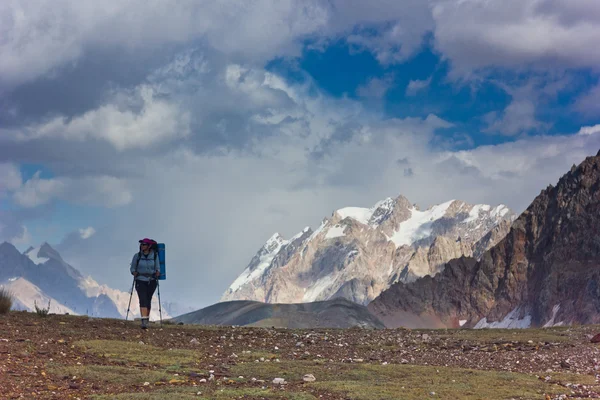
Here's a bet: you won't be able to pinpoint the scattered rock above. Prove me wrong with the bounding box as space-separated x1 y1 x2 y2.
303 374 316 382
273 378 287 385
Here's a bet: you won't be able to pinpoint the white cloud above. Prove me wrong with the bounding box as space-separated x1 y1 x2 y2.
432 0 600 76
0 163 22 196
577 124 600 136
13 172 66 208
79 227 96 239
7 85 190 151
3 0 598 97
13 172 132 208
0 0 330 90
405 77 432 96
356 76 394 99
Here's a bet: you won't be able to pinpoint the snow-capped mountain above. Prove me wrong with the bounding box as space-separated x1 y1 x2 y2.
0 242 172 320
221 194 515 305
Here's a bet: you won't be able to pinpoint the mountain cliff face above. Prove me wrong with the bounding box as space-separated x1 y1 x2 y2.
0 242 170 320
222 195 515 305
368 151 600 329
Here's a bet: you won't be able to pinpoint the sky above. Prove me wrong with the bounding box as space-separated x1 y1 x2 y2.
1 0 600 309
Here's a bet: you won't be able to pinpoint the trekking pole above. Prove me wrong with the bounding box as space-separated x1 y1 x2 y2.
156 279 163 326
125 276 135 321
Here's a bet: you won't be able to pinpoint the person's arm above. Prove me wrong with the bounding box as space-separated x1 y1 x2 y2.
130 253 139 276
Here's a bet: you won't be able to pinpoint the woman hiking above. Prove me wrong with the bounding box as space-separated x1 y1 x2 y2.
130 238 160 329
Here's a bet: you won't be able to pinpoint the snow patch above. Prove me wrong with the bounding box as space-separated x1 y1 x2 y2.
303 275 336 302
491 205 509 218
543 304 562 328
389 200 454 247
335 197 395 226
325 225 346 239
227 234 288 293
459 319 467 327
308 220 328 242
387 261 394 276
474 308 532 329
23 246 49 265
336 207 373 225
289 226 311 242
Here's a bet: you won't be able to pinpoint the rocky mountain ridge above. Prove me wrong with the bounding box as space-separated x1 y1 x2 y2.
368 150 600 329
222 195 515 306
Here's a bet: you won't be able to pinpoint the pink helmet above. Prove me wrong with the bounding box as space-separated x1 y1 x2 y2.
139 238 154 245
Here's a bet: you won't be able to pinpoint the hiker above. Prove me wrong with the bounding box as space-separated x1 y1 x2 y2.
130 238 160 329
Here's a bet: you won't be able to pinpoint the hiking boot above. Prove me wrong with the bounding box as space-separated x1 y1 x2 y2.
141 318 148 329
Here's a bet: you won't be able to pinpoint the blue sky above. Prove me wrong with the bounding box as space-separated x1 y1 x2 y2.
1 0 600 307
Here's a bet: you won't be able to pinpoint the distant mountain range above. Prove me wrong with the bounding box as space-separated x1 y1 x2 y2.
222 196 514 306
0 242 193 319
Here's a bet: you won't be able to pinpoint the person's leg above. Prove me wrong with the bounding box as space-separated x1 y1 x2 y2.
135 281 150 328
146 280 157 322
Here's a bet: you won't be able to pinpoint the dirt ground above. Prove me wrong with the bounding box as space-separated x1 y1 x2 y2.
3 311 600 399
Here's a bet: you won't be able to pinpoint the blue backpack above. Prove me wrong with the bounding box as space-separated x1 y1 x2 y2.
135 241 166 280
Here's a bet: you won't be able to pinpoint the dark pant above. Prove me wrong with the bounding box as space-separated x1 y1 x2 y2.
135 279 157 309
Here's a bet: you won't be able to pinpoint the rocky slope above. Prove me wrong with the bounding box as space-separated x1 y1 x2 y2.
0 242 170 320
368 151 600 329
222 195 514 305
171 298 385 329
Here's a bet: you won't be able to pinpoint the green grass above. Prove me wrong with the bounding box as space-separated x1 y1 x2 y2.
75 340 202 368
0 287 12 314
230 360 596 400
47 364 175 385
92 387 317 400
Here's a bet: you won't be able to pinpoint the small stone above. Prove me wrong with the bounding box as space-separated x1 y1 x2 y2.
190 338 200 345
430 391 436 396
143 382 150 386
303 374 316 382
199 379 207 383
401 359 409 364
69 383 80 390
273 377 286 385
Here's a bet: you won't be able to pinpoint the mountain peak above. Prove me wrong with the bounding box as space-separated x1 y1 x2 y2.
0 241 21 258
38 242 62 261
